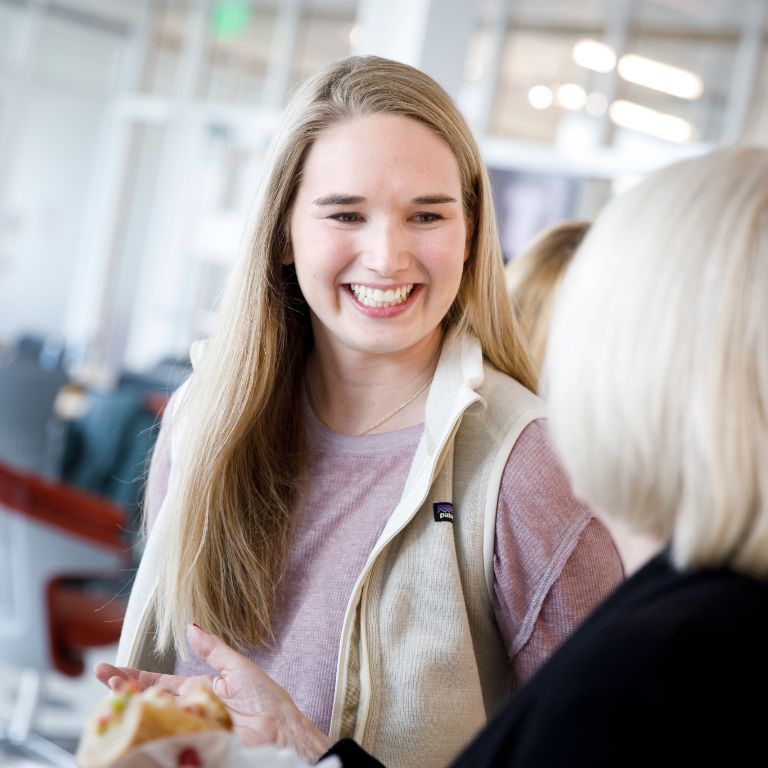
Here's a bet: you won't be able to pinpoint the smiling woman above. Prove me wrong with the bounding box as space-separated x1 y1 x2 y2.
102 56 623 768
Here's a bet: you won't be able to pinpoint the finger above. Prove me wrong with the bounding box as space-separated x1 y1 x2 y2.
145 671 203 696
94 664 138 687
95 663 179 693
186 624 264 680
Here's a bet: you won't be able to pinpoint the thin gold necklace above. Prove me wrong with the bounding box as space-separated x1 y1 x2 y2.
305 375 433 436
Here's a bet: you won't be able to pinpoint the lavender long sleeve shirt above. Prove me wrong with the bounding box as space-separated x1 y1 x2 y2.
145 398 623 735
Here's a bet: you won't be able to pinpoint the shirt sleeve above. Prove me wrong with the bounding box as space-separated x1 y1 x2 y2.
492 419 624 685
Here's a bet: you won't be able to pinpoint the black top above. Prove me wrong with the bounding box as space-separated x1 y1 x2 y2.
323 551 768 767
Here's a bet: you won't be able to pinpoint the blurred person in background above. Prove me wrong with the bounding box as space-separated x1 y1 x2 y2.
104 144 768 768
505 220 590 379
96 56 622 768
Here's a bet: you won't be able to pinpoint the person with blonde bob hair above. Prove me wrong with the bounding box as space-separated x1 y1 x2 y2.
443 145 768 766
506 220 590 378
97 56 621 768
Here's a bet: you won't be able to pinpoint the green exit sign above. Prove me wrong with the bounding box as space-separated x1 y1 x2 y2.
212 0 251 39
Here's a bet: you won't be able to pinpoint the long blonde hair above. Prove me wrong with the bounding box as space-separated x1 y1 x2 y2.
506 220 590 379
152 56 536 655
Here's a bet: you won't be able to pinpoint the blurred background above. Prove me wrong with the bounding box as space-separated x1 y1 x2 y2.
0 0 766 763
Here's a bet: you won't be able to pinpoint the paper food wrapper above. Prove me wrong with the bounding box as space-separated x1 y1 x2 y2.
100 730 341 768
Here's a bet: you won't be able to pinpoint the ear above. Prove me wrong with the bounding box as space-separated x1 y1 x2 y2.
281 247 294 266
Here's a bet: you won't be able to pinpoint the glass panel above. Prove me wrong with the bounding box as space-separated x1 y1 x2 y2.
289 6 355 90
33 9 126 93
122 120 272 370
183 122 272 340
491 27 596 144
634 0 741 32
0 2 24 62
618 0 742 145
484 0 611 144
198 6 277 103
0 82 107 339
507 0 609 28
482 0 761 149
140 0 188 96
744 47 768 145
108 123 168 372
489 167 579 261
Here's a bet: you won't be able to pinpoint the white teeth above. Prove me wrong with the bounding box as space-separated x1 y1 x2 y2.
348 283 414 307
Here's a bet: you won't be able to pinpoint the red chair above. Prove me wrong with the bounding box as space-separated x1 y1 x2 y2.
0 461 130 674
0 461 131 761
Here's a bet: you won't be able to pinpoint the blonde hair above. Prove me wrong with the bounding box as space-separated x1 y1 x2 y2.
152 56 536 655
545 146 768 577
506 220 590 378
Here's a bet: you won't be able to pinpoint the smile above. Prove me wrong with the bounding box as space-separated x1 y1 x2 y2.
348 283 415 308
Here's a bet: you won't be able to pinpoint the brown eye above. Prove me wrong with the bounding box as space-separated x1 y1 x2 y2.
330 212 363 223
412 213 443 224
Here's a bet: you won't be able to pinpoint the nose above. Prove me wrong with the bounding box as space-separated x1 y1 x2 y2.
359 219 411 277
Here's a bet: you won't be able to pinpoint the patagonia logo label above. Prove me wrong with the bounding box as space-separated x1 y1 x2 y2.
433 502 454 523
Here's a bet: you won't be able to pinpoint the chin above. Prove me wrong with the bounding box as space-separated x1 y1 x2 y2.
345 331 427 357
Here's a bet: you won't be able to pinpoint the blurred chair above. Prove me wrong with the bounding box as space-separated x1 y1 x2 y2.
49 354 188 536
0 354 69 475
54 386 164 539
15 333 66 371
0 461 130 765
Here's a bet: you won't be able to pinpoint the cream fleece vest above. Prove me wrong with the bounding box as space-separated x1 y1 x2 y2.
116 332 545 768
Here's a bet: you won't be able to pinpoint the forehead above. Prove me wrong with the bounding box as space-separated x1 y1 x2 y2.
297 113 463 196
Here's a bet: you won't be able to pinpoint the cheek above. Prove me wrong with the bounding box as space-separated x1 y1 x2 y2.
424 233 468 287
292 226 356 283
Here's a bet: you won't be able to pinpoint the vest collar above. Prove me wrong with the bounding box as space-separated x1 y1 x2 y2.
423 328 487 455
372 329 486 548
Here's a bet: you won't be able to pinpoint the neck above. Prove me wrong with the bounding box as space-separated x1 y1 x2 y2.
305 329 442 436
600 515 664 576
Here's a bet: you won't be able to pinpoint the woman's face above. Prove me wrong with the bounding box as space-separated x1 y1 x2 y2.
288 113 469 364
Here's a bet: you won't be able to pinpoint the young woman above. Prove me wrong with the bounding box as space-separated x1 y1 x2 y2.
102 56 622 768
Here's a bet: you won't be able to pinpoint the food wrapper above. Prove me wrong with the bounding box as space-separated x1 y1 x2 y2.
93 730 341 768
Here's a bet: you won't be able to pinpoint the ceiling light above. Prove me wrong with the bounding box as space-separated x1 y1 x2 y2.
348 25 362 48
609 99 693 143
528 85 553 109
573 39 617 73
618 54 703 100
557 83 587 110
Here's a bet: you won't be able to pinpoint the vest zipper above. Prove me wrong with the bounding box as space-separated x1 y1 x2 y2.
353 579 372 744
334 406 471 741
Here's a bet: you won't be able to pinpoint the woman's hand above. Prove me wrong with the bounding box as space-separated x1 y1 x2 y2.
93 624 332 764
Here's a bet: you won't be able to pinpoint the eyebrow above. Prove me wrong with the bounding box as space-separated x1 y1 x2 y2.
312 193 458 206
